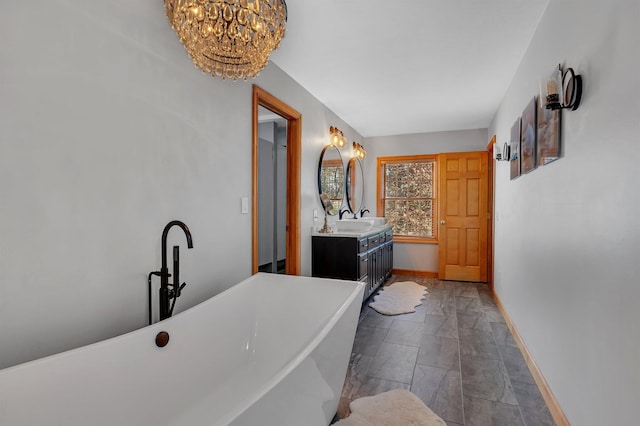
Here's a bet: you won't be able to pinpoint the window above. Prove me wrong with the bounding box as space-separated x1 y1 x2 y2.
377 155 438 243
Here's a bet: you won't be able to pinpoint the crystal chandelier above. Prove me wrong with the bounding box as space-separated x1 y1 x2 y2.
165 0 287 80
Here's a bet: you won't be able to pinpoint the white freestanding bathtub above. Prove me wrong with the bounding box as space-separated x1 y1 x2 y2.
0 273 364 425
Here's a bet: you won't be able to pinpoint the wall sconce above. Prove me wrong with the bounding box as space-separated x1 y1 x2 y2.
540 64 583 111
329 126 347 148
494 142 510 161
352 142 366 159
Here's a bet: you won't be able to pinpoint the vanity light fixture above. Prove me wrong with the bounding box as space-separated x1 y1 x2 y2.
329 126 347 148
540 64 583 111
164 0 287 80
352 142 366 159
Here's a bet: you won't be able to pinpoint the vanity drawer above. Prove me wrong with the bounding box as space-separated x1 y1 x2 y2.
368 234 380 248
358 253 369 280
358 237 369 253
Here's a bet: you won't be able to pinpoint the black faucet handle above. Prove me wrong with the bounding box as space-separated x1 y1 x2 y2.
177 282 186 297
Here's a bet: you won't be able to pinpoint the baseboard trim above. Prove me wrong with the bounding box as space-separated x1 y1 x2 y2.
392 269 438 278
492 292 570 426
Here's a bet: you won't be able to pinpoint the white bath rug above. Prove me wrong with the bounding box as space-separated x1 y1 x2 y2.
368 281 427 315
334 389 446 426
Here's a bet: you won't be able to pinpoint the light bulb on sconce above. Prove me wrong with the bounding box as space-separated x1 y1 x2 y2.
540 64 583 111
352 142 366 159
329 126 346 148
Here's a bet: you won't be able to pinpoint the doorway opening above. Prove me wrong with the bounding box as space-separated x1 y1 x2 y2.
252 85 301 275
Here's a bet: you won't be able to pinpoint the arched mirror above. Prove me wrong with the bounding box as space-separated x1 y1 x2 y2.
317 145 345 216
346 157 364 215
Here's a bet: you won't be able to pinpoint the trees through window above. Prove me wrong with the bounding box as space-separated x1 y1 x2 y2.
377 155 437 243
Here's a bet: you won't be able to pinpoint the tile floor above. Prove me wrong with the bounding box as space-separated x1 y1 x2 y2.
337 276 555 426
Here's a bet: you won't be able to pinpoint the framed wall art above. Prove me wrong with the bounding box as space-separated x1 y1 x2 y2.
510 117 521 180
537 99 561 165
520 97 537 174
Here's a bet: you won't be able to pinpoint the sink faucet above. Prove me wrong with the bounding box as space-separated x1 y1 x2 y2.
360 209 370 218
149 220 193 323
339 208 350 220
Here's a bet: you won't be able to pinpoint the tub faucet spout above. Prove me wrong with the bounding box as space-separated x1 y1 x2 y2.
159 220 193 321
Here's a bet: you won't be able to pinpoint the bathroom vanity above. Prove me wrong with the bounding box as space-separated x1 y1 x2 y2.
312 225 393 301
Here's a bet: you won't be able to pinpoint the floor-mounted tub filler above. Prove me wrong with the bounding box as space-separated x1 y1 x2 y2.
0 273 364 425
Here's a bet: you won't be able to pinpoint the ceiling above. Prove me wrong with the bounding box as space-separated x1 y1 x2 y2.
269 0 549 137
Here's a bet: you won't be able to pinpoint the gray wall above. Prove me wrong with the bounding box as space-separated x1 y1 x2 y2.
0 0 362 369
488 0 640 424
364 129 489 272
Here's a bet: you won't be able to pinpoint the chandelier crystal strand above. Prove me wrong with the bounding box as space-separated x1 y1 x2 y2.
165 0 287 80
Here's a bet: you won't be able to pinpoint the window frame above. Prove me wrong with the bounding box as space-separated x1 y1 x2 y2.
376 154 438 244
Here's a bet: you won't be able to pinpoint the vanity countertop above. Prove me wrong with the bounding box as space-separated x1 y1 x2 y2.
312 225 392 239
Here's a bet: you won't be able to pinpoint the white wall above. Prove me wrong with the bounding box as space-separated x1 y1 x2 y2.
489 0 640 424
0 0 362 369
364 129 488 272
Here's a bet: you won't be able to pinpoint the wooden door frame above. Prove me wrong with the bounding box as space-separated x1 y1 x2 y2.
252 85 301 275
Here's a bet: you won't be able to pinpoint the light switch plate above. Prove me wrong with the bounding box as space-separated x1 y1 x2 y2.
241 197 249 214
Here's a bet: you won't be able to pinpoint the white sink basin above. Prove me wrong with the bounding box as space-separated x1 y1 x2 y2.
335 219 375 232
368 217 388 227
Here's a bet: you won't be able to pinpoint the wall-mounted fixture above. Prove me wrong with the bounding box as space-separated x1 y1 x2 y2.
329 126 347 147
494 142 510 161
540 64 583 111
164 0 287 80
352 142 366 159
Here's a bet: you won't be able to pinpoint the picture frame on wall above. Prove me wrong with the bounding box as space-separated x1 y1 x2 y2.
520 97 537 174
510 117 521 180
537 99 561 165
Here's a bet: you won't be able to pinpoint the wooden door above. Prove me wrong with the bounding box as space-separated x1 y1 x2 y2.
252 85 301 275
438 152 489 282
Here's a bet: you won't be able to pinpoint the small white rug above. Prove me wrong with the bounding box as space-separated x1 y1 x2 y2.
369 281 427 315
334 389 446 426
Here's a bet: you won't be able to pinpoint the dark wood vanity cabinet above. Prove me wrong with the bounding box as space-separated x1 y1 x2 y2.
312 227 393 301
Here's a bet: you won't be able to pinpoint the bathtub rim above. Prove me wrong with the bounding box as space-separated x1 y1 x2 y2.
0 273 365 425
214 273 365 424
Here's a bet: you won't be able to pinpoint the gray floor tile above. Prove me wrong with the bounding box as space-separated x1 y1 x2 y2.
490 322 518 348
478 290 498 307
424 295 457 317
464 395 524 426
483 304 507 323
411 365 464 424
454 285 480 299
385 319 427 346
340 276 556 426
423 313 458 338
461 356 518 405
458 328 501 359
341 353 375 398
352 325 389 356
429 288 456 300
498 345 535 385
368 342 419 384
417 335 460 370
457 310 493 332
359 309 395 329
512 381 556 426
456 296 485 313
